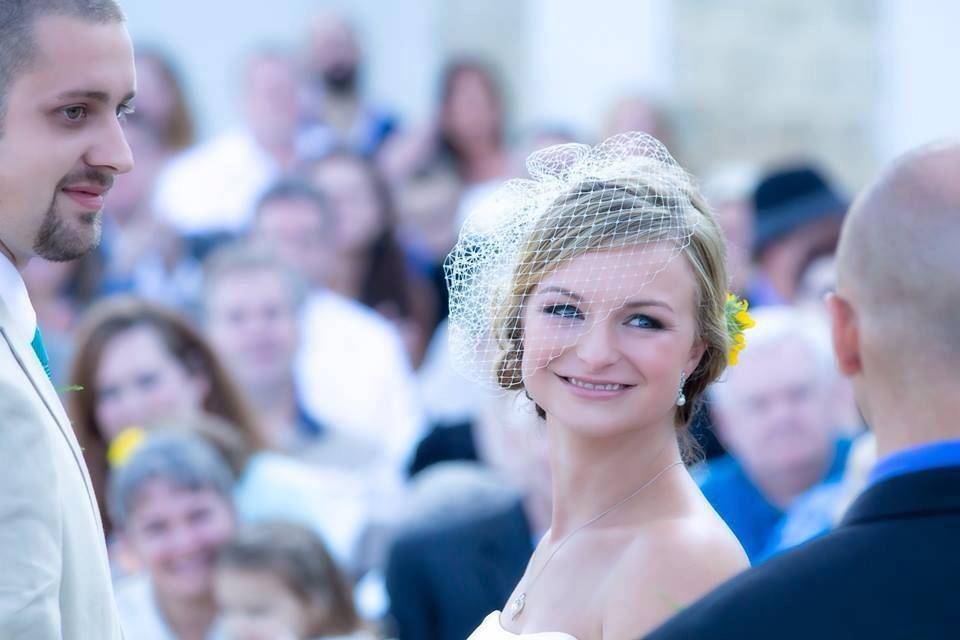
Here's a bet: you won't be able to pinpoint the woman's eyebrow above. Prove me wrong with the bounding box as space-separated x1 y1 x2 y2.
537 286 581 300
537 287 674 313
622 298 674 312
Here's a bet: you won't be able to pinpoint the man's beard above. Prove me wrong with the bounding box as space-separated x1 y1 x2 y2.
322 63 358 95
33 169 109 262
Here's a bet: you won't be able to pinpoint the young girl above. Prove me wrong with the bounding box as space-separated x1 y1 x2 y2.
215 522 375 640
446 132 752 639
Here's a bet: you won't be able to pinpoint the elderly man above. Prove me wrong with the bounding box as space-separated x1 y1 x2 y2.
647 140 960 638
700 306 850 560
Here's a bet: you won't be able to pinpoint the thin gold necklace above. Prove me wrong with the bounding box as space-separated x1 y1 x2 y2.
508 460 683 620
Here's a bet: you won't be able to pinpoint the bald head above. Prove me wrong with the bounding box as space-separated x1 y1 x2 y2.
837 140 960 360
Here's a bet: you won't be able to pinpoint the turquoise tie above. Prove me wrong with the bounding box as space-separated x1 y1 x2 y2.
31 327 52 380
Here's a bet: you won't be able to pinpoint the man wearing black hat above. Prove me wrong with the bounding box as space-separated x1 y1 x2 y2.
750 164 847 304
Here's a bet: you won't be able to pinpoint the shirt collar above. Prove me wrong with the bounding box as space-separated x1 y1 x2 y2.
0 254 37 345
868 439 960 486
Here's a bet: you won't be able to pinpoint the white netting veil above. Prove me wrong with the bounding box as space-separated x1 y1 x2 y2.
444 132 701 389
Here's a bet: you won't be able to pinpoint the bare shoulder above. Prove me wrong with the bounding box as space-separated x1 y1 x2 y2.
634 514 748 589
600 514 749 639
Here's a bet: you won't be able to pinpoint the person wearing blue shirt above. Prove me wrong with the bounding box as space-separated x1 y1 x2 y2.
700 305 850 560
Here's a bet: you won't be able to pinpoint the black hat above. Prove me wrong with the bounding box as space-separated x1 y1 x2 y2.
752 165 847 254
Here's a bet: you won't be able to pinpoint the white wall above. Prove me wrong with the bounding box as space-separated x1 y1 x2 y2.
524 0 673 139
876 0 960 162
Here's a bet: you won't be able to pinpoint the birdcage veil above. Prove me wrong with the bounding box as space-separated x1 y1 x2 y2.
444 131 701 389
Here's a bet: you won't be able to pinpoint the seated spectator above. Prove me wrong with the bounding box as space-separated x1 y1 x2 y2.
153 50 302 237
701 164 760 299
701 306 851 560
249 180 426 475
201 241 320 452
216 521 376 640
437 59 510 187
376 139 461 319
100 115 202 310
750 164 847 305
763 432 877 557
68 296 263 537
305 152 437 365
131 47 196 153
69 297 370 567
299 12 396 157
109 431 235 640
202 241 395 486
381 58 511 242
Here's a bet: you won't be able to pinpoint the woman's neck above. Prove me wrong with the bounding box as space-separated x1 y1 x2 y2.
545 417 683 539
461 142 505 184
156 588 217 640
326 249 367 301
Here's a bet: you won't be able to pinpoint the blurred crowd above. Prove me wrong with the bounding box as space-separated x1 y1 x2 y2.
42 11 873 640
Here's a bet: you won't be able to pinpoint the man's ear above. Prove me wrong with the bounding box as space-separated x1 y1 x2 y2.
826 292 862 377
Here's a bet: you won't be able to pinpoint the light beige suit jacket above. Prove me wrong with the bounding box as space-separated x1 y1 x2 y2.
0 296 123 639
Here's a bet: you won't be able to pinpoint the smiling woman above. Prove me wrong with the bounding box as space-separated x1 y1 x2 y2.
109 430 237 640
446 133 749 640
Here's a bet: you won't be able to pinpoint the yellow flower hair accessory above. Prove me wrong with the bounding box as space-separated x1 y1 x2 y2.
725 293 756 366
107 427 147 468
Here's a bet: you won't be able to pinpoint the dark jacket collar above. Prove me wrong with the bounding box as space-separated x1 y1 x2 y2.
841 465 960 527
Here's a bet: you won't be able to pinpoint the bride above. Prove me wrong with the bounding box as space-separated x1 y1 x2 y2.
445 132 750 639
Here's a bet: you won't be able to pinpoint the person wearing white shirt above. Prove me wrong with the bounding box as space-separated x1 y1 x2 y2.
0 2 134 636
248 179 427 478
152 51 302 236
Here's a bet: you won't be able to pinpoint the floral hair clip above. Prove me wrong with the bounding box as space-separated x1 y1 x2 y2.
725 293 756 366
107 427 147 469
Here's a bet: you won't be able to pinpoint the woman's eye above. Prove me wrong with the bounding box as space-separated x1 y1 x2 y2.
626 314 663 329
543 303 583 320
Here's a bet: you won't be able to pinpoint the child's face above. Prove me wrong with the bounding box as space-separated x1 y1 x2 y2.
215 567 311 640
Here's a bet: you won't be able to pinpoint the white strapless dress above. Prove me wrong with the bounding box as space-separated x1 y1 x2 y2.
468 612 580 640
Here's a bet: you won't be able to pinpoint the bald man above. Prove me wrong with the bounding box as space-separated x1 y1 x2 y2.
645 141 960 640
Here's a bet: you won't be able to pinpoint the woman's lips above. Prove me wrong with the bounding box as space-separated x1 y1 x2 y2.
557 374 634 398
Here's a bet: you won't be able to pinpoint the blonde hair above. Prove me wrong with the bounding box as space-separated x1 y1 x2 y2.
494 178 729 448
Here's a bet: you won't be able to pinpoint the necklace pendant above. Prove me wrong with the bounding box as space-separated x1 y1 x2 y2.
510 593 527 620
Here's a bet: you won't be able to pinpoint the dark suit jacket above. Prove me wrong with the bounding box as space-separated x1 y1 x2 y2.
645 466 960 639
385 500 533 640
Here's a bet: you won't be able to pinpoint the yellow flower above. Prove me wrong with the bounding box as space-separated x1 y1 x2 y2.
735 309 756 329
107 427 147 468
724 293 755 366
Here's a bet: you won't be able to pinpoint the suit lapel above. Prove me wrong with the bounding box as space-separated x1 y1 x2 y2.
841 465 960 527
0 302 101 522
